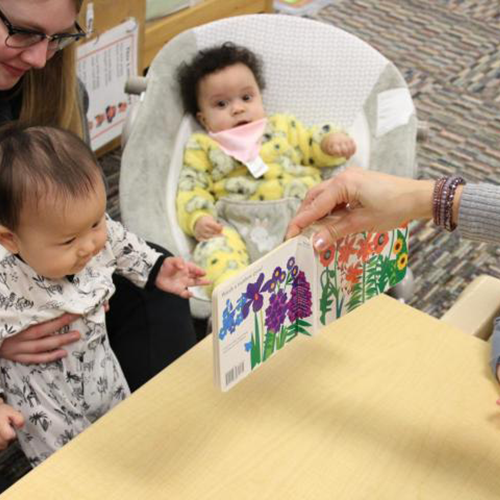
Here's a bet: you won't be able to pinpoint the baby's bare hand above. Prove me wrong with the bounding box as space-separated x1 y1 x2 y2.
194 215 223 241
322 133 356 159
155 257 210 298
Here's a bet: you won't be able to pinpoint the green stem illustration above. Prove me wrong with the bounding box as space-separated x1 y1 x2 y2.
260 309 265 361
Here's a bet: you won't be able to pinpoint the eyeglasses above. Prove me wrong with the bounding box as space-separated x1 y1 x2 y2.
0 8 86 51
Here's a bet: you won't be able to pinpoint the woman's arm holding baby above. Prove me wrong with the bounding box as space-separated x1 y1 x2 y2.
0 314 81 364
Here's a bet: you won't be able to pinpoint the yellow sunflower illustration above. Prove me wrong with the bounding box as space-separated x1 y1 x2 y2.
397 252 408 270
393 238 404 254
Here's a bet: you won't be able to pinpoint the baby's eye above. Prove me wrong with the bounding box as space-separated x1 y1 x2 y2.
92 219 102 229
242 94 252 102
216 100 227 109
61 238 75 246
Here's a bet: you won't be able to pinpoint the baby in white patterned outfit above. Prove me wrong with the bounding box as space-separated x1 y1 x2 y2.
0 125 208 467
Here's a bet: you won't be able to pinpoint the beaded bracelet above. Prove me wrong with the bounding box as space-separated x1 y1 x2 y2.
432 176 465 231
432 177 447 228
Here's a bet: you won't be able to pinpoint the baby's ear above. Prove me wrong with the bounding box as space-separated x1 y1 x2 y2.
196 111 207 130
0 226 19 254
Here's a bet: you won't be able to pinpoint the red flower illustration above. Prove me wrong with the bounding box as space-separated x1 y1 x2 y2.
344 263 363 285
337 236 357 265
319 245 336 267
371 232 389 254
356 235 374 262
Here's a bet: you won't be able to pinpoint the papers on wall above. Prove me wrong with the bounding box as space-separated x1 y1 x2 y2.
77 18 139 151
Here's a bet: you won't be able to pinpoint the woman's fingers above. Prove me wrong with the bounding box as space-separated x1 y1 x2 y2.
287 181 347 239
310 209 369 250
0 314 81 364
19 313 79 340
24 330 81 354
12 349 70 365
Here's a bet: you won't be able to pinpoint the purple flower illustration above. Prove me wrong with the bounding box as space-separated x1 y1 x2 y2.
265 289 289 333
263 266 285 293
287 271 313 323
242 272 265 319
287 257 296 270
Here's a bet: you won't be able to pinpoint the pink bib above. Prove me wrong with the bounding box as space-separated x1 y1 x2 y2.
209 118 267 163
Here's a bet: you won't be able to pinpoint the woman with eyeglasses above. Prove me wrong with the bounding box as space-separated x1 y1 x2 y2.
0 0 197 457
0 1 85 131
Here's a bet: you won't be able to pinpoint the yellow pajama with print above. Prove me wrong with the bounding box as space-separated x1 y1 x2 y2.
192 226 249 293
176 114 349 294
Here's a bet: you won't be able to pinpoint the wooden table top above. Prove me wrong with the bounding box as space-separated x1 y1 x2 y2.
3 295 500 499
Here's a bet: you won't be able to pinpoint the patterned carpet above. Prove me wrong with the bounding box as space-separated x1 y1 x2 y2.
313 0 500 317
2 0 500 491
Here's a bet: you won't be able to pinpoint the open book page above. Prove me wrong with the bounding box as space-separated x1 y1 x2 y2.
213 235 317 391
213 226 409 391
316 227 409 326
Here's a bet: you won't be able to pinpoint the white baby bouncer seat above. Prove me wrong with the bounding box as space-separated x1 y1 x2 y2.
120 14 417 318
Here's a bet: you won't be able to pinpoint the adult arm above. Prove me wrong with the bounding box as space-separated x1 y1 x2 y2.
0 314 80 364
106 241 197 392
287 168 500 248
286 168 500 384
286 167 437 249
456 183 500 245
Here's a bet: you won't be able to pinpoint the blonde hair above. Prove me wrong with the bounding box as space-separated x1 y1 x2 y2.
18 0 84 138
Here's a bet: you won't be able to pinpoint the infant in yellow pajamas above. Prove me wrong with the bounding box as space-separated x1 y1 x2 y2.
176 43 356 294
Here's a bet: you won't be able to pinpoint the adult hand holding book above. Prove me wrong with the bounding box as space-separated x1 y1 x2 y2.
286 168 435 251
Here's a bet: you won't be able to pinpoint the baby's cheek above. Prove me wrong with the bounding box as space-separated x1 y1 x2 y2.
98 231 108 251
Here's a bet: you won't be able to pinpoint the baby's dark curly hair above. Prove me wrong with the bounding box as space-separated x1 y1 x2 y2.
177 42 265 117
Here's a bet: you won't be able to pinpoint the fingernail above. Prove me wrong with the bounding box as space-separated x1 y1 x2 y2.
314 236 327 251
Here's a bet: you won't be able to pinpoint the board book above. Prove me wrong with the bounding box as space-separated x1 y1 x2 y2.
213 227 409 391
